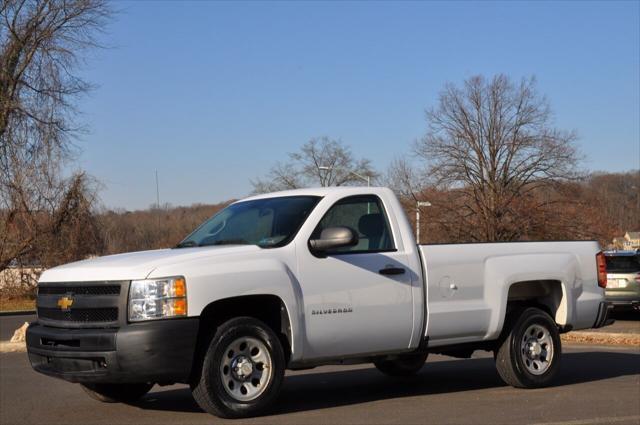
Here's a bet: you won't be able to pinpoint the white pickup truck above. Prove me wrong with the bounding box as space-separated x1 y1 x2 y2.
27 187 613 418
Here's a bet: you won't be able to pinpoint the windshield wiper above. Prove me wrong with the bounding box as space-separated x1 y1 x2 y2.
199 239 250 247
174 241 198 248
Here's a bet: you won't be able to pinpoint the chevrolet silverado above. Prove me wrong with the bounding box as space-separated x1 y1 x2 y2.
27 187 613 418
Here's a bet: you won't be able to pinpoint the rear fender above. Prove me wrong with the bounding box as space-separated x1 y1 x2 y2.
484 253 577 340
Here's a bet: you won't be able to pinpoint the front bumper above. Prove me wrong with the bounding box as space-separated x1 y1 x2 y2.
26 318 199 384
592 301 615 328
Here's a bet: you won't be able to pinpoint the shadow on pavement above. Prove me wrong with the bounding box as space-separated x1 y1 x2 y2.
134 351 640 416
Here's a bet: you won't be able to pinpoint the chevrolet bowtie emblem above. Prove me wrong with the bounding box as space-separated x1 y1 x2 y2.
57 296 74 310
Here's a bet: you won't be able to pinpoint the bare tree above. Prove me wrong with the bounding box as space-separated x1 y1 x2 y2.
37 172 104 267
385 157 424 201
0 0 111 272
587 170 640 233
414 75 581 242
98 201 231 255
251 137 378 193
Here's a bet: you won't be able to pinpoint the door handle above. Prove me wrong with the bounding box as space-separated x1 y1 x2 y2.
379 267 405 275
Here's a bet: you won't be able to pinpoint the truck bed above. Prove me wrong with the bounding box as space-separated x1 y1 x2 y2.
418 241 603 347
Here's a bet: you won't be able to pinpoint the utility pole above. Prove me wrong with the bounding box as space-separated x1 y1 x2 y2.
155 170 160 209
416 201 431 244
155 170 160 232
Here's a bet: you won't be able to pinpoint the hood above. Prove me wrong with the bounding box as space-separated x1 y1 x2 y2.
39 245 262 283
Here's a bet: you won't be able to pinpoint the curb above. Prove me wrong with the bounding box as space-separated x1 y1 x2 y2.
561 331 640 347
0 310 36 317
0 341 26 353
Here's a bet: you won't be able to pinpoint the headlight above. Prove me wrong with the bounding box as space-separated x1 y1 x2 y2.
128 276 187 321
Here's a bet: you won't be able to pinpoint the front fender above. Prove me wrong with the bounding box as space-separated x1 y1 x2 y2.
148 253 305 361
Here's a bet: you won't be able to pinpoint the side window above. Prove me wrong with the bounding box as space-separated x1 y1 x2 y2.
311 195 395 253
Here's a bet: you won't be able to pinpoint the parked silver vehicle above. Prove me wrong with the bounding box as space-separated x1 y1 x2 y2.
604 250 640 310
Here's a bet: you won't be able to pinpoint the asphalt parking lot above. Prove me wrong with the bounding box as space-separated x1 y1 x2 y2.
1 343 639 425
0 313 35 341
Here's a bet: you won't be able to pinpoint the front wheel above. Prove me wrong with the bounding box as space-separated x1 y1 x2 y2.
374 352 428 377
191 317 285 419
81 383 154 403
495 307 561 388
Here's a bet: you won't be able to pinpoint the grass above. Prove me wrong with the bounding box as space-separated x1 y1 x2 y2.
0 297 36 312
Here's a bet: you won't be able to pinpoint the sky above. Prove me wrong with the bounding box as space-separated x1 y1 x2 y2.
74 1 640 210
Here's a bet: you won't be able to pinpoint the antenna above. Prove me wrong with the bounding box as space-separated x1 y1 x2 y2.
155 170 161 233
155 170 160 209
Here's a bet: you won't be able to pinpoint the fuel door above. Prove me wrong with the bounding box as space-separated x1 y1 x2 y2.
438 275 458 298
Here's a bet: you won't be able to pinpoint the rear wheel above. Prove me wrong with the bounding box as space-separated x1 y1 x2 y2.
374 352 428 377
495 307 561 388
81 383 153 403
191 317 285 419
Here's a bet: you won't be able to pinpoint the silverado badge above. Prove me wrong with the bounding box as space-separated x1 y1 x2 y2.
57 296 74 310
311 306 353 315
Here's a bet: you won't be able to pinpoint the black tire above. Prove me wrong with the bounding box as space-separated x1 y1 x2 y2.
190 317 285 419
495 307 561 388
374 352 428 377
81 383 154 403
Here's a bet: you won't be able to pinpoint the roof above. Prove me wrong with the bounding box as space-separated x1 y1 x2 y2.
239 186 390 203
625 231 640 239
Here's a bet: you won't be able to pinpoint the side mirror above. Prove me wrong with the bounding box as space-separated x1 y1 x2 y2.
309 226 358 253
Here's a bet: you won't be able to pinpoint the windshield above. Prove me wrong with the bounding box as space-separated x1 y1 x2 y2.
605 254 640 273
176 196 321 249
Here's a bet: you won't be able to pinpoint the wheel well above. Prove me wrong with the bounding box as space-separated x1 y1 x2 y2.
190 295 292 381
506 280 566 326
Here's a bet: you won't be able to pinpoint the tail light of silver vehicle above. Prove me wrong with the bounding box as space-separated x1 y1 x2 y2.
595 252 607 289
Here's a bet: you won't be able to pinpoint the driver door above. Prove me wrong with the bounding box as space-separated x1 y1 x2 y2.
296 195 414 359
